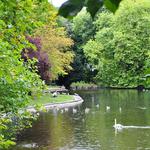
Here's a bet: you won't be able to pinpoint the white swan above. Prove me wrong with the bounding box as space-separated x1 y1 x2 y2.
119 107 122 113
85 108 90 114
96 104 100 108
113 119 150 131
64 108 68 112
113 119 123 130
60 109 64 113
73 108 77 113
106 106 110 110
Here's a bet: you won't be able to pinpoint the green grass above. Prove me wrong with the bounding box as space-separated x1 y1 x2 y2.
29 94 74 106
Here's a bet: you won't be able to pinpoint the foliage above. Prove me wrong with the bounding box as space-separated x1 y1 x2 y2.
0 111 38 150
0 116 15 149
33 1 74 81
57 9 96 87
72 9 95 43
59 0 122 18
32 0 57 26
35 25 74 81
69 9 96 82
22 36 51 83
0 0 74 146
0 0 61 148
20 0 73 83
0 39 43 113
84 0 150 88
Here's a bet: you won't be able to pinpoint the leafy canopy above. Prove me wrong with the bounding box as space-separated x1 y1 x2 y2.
84 0 150 88
0 0 74 148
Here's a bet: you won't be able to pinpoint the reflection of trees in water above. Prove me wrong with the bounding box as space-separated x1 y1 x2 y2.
17 112 74 149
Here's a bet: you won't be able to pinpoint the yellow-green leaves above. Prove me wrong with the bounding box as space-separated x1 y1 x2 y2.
36 26 74 80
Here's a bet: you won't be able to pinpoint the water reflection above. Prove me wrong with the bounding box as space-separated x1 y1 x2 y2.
11 90 150 150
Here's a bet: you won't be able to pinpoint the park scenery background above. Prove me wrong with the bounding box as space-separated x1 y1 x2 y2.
1 0 150 149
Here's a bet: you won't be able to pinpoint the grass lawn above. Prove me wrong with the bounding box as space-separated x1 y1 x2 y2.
29 94 74 106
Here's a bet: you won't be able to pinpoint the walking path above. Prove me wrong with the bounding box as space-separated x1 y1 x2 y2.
27 95 84 112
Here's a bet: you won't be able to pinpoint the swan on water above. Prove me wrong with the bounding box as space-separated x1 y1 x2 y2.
73 108 77 113
106 106 110 111
60 109 64 113
119 107 122 113
96 104 100 108
64 108 69 112
113 119 123 130
113 119 150 131
137 107 147 110
85 108 90 114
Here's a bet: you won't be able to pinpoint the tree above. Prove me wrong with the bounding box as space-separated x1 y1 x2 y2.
35 25 74 81
21 1 74 83
57 9 96 86
84 10 115 86
0 0 69 148
22 36 52 83
84 0 150 88
0 0 45 112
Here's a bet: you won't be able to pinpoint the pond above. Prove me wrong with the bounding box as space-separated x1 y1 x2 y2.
11 90 150 150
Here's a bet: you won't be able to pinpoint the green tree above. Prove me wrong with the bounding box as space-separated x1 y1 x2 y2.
57 9 96 86
0 1 58 148
84 0 150 88
35 25 74 80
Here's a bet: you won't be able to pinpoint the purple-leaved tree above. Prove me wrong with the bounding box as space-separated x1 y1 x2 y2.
22 36 51 83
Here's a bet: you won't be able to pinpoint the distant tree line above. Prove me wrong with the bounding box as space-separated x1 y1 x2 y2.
58 0 150 88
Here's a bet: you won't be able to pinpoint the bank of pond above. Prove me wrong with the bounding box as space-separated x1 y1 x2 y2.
27 93 84 113
70 81 150 91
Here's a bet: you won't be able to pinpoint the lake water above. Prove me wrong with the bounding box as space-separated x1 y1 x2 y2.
12 90 150 150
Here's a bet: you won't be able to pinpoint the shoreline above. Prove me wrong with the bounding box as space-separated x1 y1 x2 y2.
27 95 84 112
70 86 150 91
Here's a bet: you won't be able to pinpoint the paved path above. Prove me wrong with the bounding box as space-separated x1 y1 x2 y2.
27 95 84 113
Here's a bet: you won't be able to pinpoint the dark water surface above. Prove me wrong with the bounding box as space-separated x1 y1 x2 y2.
11 90 150 150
